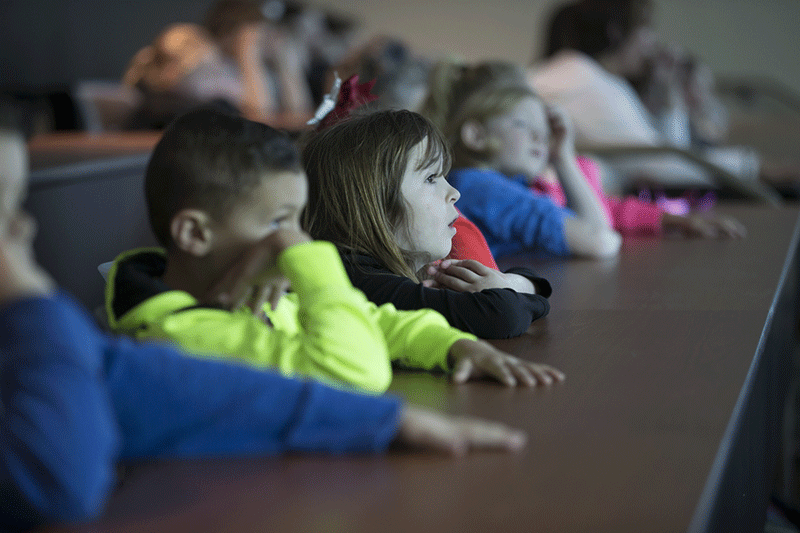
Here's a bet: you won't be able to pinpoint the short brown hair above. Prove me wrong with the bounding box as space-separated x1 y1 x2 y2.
145 107 300 248
301 110 451 281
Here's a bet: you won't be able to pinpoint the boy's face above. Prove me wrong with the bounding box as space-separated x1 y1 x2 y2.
485 96 550 181
0 131 28 232
210 170 308 262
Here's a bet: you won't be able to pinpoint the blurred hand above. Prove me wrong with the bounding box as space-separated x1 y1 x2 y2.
448 339 565 387
0 212 55 304
661 212 746 239
203 228 311 312
546 105 576 161
394 405 527 456
228 22 266 64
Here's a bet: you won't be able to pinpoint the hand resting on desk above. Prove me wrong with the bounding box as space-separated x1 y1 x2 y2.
449 338 565 387
395 405 527 456
424 259 537 294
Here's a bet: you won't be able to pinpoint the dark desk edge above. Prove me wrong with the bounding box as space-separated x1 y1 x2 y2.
688 208 800 532
29 154 151 189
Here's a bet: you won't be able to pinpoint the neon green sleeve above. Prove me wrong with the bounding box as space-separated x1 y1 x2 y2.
369 301 477 372
121 242 393 394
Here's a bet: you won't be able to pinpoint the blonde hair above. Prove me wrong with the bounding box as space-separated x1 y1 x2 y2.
420 60 540 169
301 110 451 281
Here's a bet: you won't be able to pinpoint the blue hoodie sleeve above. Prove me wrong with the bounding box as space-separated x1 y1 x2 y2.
0 294 121 531
1 293 403 531
105 336 402 458
449 168 572 257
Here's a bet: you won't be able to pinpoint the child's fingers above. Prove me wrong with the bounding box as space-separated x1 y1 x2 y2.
432 272 472 292
473 354 517 387
458 418 528 452
525 362 566 386
397 406 526 455
444 261 484 283
206 246 271 308
268 283 286 311
718 217 746 238
452 357 474 384
251 284 272 315
444 259 491 275
505 358 560 387
439 264 483 283
508 360 541 386
232 286 254 312
541 364 567 383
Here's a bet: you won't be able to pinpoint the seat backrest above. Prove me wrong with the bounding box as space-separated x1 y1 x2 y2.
25 154 158 310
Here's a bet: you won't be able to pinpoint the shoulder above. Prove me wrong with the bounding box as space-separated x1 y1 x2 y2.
528 50 601 86
112 290 200 336
448 167 517 189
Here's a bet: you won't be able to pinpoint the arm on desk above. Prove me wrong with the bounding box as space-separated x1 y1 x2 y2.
577 144 783 206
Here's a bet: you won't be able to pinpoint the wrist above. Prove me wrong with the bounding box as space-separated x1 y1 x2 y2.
552 148 577 166
505 273 535 294
447 338 473 367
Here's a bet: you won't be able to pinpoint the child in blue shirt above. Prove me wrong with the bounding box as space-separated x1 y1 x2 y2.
421 61 622 259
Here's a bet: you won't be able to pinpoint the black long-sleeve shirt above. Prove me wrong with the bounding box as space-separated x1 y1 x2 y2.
342 254 552 339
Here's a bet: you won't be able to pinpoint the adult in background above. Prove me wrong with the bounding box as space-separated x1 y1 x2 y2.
124 0 314 128
528 0 758 195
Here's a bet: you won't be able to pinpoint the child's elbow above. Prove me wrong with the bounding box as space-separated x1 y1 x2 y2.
1 464 113 527
569 228 622 259
50 479 111 523
43 452 116 523
360 364 393 394
589 229 622 259
336 359 393 394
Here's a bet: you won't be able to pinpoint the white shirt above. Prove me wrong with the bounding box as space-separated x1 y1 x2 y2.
527 51 757 192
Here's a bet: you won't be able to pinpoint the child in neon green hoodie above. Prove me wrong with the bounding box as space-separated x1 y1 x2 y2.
105 107 564 393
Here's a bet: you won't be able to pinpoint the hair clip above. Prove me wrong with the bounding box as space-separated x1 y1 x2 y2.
307 73 379 130
307 72 343 125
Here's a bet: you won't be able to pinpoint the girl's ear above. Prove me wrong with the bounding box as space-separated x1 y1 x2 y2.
170 209 215 257
460 120 488 151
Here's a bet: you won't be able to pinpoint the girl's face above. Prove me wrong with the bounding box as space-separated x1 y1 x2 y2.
397 137 460 268
484 96 550 180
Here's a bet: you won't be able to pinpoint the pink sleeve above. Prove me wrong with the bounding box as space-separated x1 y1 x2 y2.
530 156 664 234
603 196 664 234
575 156 663 234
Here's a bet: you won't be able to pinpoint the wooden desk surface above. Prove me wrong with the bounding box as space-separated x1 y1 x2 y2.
27 132 163 172
27 112 313 173
40 205 800 533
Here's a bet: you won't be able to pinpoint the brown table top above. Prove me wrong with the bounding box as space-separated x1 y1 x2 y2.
27 113 313 173
27 132 163 172
40 205 800 533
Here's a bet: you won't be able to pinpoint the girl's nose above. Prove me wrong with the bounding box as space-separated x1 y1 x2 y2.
447 183 461 203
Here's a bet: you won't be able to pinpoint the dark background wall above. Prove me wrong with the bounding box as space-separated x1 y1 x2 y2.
3 1 799 101
1 0 216 91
